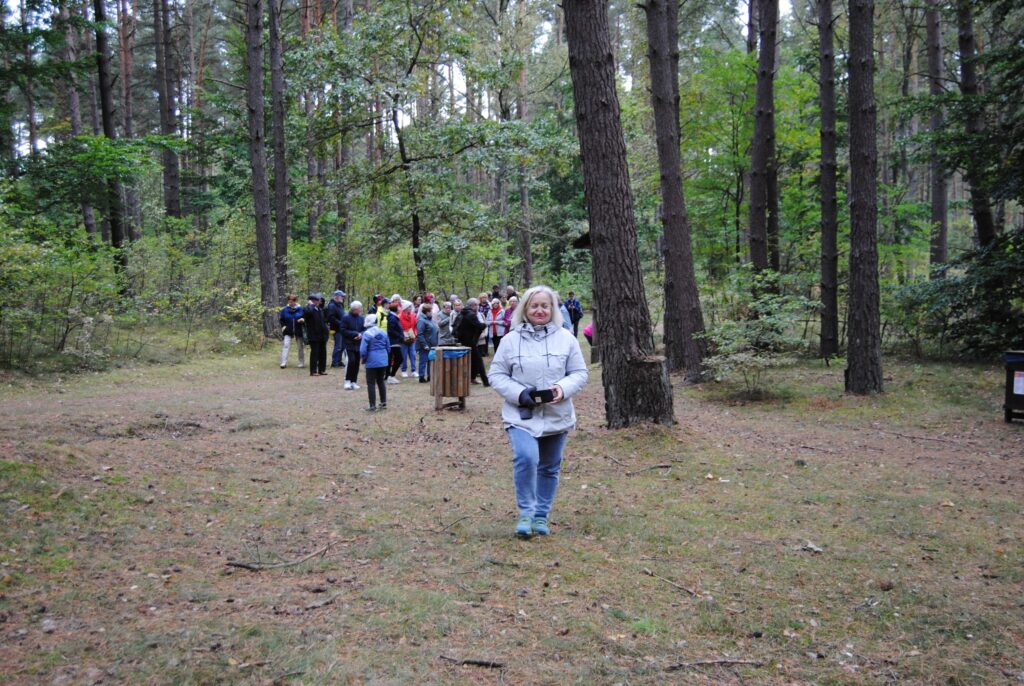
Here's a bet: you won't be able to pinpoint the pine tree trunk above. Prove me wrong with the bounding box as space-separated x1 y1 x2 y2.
268 0 289 298
153 0 181 218
643 0 706 380
333 0 354 292
748 0 778 275
926 0 947 272
564 0 674 429
117 0 140 240
818 0 839 356
955 0 996 248
20 0 39 154
516 22 533 289
62 1 99 236
93 0 127 262
845 0 883 394
244 0 279 336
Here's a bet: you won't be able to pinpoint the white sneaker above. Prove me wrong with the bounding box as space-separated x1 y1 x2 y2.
343 381 352 389
387 377 399 385
401 371 408 378
351 383 360 390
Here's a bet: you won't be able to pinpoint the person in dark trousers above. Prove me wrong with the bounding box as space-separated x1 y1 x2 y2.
339 300 365 390
302 293 330 376
385 294 405 384
325 290 347 367
456 297 488 386
360 313 391 411
416 303 439 383
564 291 583 338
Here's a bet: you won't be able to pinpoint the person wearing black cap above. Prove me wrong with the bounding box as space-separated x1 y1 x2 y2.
302 293 330 376
326 289 347 368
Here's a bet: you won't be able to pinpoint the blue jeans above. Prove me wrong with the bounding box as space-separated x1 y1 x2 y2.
507 427 567 519
331 332 345 367
417 349 431 379
400 341 416 373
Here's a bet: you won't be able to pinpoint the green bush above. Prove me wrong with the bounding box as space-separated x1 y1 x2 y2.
701 274 818 397
893 228 1024 358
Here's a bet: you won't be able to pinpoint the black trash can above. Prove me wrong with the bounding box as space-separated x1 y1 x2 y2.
1005 350 1024 423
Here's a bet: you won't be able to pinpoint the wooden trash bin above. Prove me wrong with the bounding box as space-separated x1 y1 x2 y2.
431 346 471 410
1004 350 1024 423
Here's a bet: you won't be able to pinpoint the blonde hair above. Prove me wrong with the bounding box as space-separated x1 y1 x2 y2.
511 285 563 328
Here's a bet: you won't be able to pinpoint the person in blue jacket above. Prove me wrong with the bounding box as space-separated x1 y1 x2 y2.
359 313 391 411
339 301 365 390
385 295 405 384
415 303 439 383
278 294 305 368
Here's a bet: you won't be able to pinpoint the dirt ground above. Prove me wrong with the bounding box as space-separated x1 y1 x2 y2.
0 352 1021 685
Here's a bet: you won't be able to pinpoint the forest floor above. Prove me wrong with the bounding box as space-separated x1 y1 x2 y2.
0 350 1021 685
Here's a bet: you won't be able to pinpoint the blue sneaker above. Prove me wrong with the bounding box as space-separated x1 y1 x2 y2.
532 517 550 536
515 515 533 539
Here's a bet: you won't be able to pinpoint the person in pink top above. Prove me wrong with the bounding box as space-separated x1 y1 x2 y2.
399 300 418 377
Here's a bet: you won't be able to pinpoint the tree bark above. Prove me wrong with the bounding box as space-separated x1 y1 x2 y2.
117 0 141 240
93 0 127 262
62 1 99 236
926 0 947 272
392 106 427 294
244 0 279 336
818 0 839 356
515 5 533 288
333 0 354 293
643 0 706 380
153 0 181 218
564 0 674 429
845 0 883 394
268 0 289 298
19 0 39 154
748 0 778 276
955 0 996 248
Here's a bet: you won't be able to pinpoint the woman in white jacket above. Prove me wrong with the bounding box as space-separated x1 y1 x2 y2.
488 285 588 539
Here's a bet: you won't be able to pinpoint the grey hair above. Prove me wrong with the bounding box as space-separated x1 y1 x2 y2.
349 300 363 310
511 285 563 328
466 297 479 307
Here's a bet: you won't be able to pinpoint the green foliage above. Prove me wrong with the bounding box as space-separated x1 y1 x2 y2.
701 273 819 397
0 215 121 369
892 228 1024 357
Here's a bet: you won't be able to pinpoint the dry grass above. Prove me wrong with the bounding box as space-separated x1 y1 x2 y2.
0 354 1021 684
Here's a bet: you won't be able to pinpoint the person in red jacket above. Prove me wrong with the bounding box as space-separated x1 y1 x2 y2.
399 300 418 378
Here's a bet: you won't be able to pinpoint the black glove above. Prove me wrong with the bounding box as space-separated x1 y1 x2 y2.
518 388 537 408
517 387 536 420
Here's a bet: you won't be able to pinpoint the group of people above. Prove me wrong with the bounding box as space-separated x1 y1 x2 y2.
278 284 589 539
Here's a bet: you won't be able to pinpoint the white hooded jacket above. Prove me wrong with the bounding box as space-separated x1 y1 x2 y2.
487 322 588 437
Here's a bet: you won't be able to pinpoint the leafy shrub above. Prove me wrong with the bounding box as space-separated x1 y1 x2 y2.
701 277 818 398
893 227 1024 358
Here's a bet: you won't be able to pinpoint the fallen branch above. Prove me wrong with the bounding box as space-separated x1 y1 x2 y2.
871 428 963 444
485 557 519 568
627 464 673 476
226 543 332 571
272 670 306 684
666 658 765 671
604 454 628 467
642 568 698 597
305 593 344 610
439 515 476 532
439 655 505 669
